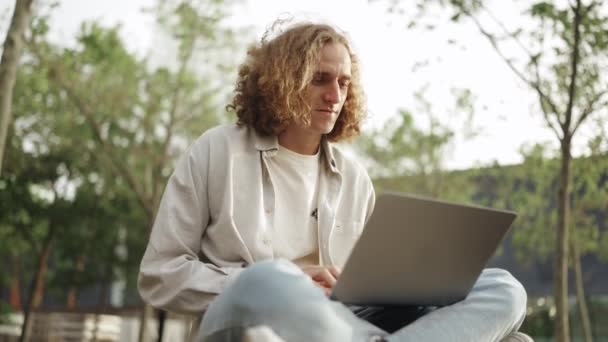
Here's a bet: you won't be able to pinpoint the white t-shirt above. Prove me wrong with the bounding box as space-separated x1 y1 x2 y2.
265 145 320 266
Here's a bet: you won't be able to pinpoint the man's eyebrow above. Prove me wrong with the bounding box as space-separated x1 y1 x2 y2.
314 71 351 80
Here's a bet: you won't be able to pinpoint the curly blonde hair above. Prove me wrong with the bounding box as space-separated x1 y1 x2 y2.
227 22 367 142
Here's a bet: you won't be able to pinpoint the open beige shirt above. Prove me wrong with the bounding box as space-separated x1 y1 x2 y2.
137 124 375 335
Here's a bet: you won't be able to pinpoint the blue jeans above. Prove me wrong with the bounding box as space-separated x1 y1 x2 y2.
199 260 527 342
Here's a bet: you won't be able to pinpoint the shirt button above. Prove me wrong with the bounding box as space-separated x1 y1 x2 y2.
265 208 272 214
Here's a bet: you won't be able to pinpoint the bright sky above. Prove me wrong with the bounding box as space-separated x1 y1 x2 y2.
5 0 589 170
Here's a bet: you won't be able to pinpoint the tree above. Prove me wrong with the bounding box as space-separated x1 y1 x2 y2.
567 146 608 341
3 17 84 337
452 3 606 340
0 0 34 174
3 27 135 335
483 142 608 340
1 146 102 341
22 1 241 340
1 0 241 340
380 1 608 340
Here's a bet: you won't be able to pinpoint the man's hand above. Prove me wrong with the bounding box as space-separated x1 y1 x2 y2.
299 265 341 296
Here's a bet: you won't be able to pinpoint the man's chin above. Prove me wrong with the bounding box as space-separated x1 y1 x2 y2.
318 129 335 137
302 118 336 136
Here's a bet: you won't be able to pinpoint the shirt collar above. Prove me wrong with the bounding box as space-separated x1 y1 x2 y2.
252 128 339 174
320 136 339 174
252 128 278 152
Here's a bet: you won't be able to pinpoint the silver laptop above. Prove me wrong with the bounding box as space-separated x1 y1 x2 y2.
330 192 516 306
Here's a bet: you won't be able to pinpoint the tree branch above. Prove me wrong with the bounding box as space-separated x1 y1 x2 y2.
564 0 583 137
459 3 566 139
61 81 154 219
534 66 563 139
572 90 607 136
152 41 195 208
458 5 532 85
0 0 35 175
31 46 155 219
479 2 535 58
537 90 563 140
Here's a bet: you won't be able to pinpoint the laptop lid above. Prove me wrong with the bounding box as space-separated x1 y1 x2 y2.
331 192 516 306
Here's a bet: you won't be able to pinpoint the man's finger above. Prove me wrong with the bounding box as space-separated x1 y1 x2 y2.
311 280 332 296
327 265 341 278
314 269 337 287
301 265 338 288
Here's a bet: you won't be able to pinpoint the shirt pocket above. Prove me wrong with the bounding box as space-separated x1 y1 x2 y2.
329 219 363 268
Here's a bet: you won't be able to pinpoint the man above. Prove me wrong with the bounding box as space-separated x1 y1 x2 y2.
138 22 532 342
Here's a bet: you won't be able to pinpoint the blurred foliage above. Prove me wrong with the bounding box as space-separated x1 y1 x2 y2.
357 87 478 203
1 0 239 311
473 143 608 266
521 296 608 339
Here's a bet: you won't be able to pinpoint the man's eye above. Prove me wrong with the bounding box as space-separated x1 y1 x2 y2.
339 81 350 89
312 75 325 84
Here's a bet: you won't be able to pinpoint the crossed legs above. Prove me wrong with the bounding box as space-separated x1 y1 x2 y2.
198 260 527 342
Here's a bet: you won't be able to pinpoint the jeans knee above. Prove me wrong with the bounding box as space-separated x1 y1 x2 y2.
239 259 303 283
200 260 347 341
229 259 311 297
207 259 324 317
483 268 528 321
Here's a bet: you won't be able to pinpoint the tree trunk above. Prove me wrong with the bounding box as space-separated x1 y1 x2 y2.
555 0 582 340
0 0 34 175
31 248 49 309
9 255 22 310
66 287 77 309
66 254 86 309
554 136 572 342
571 238 593 342
19 229 54 342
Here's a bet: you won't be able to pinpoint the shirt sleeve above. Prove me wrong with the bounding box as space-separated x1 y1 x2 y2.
137 135 244 315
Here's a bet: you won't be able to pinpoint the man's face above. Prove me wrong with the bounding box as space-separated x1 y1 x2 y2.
303 42 352 136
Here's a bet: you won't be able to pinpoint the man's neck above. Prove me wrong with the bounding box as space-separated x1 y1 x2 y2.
278 128 321 155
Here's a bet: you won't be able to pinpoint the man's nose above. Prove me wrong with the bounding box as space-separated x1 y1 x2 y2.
323 82 341 104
